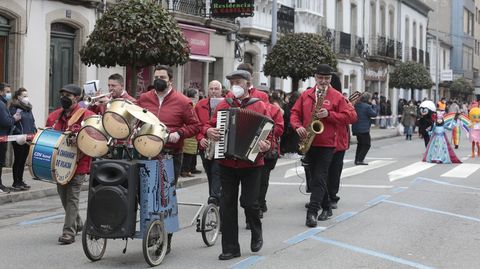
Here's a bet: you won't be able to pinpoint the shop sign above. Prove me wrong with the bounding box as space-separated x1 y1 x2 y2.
364 62 388 81
210 0 254 18
182 29 210 56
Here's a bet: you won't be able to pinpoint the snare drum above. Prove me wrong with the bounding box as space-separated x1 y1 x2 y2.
133 123 169 157
28 129 78 185
77 115 110 157
102 99 136 139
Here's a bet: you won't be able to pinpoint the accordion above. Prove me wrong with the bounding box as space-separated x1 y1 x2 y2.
214 108 274 163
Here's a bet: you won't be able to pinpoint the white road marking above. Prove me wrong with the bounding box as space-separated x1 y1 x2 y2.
341 160 396 178
441 163 480 178
276 159 298 167
365 157 395 160
283 165 305 178
388 161 436 182
269 182 393 189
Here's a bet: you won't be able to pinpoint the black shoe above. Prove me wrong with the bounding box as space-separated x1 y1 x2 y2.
260 204 268 213
207 196 219 206
455 145 459 149
305 212 317 227
330 201 338 209
246 222 250 230
251 237 263 252
0 184 10 193
304 202 310 209
259 210 263 219
10 185 24 191
191 169 202 174
218 252 241 260
318 208 333 221
58 234 75 244
355 161 368 165
20 181 31 189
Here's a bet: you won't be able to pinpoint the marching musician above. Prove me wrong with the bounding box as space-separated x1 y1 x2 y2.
46 84 95 244
290 64 352 227
88 73 136 114
137 65 200 254
225 63 269 103
205 70 271 261
195 80 223 206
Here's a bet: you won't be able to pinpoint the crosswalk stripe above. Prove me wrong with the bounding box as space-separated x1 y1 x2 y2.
388 161 435 182
441 163 480 178
269 182 393 189
341 160 396 179
284 166 305 178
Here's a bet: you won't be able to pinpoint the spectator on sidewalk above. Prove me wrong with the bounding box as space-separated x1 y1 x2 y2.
401 100 417 140
181 88 200 177
352 92 378 165
9 87 36 191
0 83 21 193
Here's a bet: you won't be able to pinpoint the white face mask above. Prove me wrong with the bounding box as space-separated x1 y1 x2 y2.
231 85 245 98
20 97 29 104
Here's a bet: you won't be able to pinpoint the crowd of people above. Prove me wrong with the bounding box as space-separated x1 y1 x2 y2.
1 63 480 261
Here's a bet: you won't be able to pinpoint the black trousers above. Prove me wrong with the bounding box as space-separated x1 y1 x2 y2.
258 157 278 208
200 151 221 201
181 153 196 173
171 152 183 186
219 165 262 254
0 142 7 186
327 150 345 203
12 142 30 186
355 132 371 163
306 146 335 213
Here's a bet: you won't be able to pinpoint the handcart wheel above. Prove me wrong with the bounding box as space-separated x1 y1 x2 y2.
82 226 107 261
201 203 220 246
143 219 168 267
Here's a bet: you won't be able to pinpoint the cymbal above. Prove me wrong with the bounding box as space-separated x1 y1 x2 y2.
126 104 160 125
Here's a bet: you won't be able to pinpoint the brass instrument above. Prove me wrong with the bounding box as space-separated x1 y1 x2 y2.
83 93 112 106
298 86 326 155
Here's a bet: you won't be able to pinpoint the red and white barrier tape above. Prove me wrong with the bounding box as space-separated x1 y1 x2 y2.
0 134 35 143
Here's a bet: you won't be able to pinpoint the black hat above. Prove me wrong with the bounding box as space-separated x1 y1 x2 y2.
60 84 82 96
226 70 251 81
315 64 334 75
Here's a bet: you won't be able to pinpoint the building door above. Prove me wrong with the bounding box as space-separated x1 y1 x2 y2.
49 23 75 110
0 15 10 83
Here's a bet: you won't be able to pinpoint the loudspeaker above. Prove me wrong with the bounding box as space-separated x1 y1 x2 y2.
85 159 139 238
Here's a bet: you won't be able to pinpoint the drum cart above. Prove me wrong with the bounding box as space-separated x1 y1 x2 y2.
81 156 220 267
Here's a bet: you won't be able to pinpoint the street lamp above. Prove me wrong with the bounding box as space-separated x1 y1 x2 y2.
435 0 440 102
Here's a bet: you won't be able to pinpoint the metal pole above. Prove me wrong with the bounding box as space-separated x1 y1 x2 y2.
435 0 440 102
270 0 277 91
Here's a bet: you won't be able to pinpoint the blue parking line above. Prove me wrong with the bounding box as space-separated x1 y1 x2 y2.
19 214 64 226
230 256 265 269
383 200 480 223
414 177 480 191
283 227 325 245
366 194 391 206
311 236 435 269
392 187 408 193
334 212 357 223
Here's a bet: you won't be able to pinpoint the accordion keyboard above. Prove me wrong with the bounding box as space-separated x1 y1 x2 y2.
214 110 228 159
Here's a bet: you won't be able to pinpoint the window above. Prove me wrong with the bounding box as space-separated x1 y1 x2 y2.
336 0 343 32
380 4 386 36
462 46 473 72
464 8 474 36
412 21 417 48
0 15 10 83
419 24 423 50
389 9 395 38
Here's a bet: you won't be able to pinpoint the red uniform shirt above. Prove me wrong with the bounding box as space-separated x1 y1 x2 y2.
46 104 95 175
137 89 201 153
194 97 214 150
268 103 284 155
335 101 358 152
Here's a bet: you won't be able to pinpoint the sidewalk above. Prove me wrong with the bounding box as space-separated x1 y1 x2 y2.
0 126 399 205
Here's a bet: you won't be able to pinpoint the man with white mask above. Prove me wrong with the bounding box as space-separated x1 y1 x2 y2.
205 70 272 261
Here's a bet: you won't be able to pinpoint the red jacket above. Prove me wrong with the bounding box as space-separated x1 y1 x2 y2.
290 87 353 148
204 97 271 168
226 87 269 103
137 89 200 153
268 103 284 155
335 102 358 152
194 97 214 150
46 104 95 175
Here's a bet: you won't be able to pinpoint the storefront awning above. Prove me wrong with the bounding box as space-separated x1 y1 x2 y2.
189 54 216 62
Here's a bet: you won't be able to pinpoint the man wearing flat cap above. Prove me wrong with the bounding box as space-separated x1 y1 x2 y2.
46 84 95 245
204 70 272 260
225 63 269 103
290 64 353 227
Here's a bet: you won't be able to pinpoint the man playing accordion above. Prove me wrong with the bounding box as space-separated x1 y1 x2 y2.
204 70 272 261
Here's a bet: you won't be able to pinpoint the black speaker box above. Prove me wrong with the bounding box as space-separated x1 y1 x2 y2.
85 159 139 238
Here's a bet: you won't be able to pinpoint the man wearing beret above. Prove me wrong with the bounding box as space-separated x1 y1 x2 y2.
46 84 95 244
204 70 272 260
290 64 353 227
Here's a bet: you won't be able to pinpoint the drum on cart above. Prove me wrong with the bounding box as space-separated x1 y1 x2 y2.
27 129 78 185
77 115 110 157
102 99 136 139
133 123 169 158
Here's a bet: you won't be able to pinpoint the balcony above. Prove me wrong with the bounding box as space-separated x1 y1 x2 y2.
377 36 387 56
386 38 395 59
338 31 351 56
319 26 336 53
426 51 430 69
353 35 366 58
165 0 206 17
419 49 424 64
411 47 417 62
396 41 402 60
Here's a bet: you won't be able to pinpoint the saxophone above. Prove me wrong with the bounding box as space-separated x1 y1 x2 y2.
298 86 326 155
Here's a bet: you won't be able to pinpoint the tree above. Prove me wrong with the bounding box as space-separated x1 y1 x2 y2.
389 61 433 100
80 0 190 95
450 77 474 99
263 33 337 92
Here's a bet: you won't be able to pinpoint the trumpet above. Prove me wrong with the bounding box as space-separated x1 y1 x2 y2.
83 93 112 106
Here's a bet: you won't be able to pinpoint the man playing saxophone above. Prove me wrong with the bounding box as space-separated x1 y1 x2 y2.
290 64 353 227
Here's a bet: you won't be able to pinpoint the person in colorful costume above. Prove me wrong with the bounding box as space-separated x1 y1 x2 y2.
468 107 480 158
422 116 461 164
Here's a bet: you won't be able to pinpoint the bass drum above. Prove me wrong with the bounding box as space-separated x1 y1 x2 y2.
102 99 136 139
133 123 169 158
77 115 110 157
28 129 78 185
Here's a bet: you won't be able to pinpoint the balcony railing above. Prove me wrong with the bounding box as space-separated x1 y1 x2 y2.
419 49 424 64
426 51 430 68
319 26 336 52
411 47 417 62
353 35 365 58
386 38 395 58
377 36 386 56
165 0 206 17
396 41 402 60
338 31 351 56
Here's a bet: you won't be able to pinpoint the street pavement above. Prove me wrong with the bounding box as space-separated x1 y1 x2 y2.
0 126 399 205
